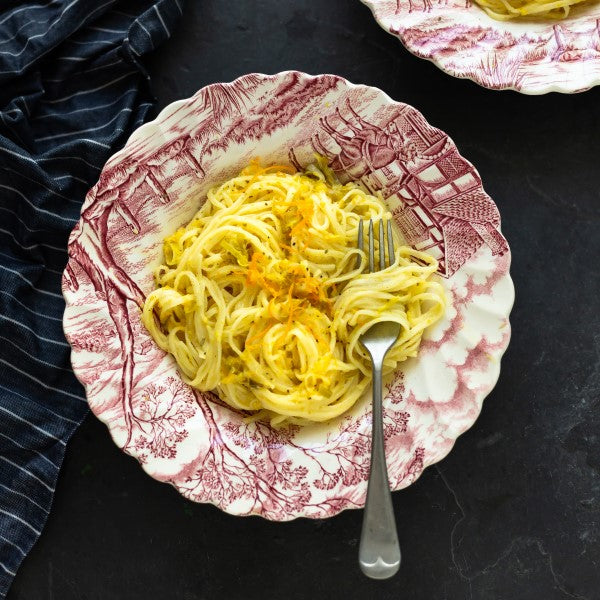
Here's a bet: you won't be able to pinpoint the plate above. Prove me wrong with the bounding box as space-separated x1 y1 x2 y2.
62 71 514 520
362 0 600 93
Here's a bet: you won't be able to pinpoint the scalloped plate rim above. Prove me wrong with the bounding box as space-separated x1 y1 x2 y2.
62 70 515 521
360 0 600 94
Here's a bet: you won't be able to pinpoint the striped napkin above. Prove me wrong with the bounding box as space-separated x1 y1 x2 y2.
0 1 183 595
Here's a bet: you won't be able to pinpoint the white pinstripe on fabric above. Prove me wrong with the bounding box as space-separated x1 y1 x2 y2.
0 265 64 298
54 174 89 185
0 208 52 234
69 37 119 46
0 291 63 322
0 1 60 27
0 457 54 492
113 10 136 18
0 315 70 347
0 251 65 276
0 484 50 513
0 535 25 558
0 183 77 223
0 359 86 402
0 432 60 470
36 107 133 141
0 0 115 75
0 564 16 577
0 146 37 166
20 96 30 116
0 335 73 372
0 509 41 536
3 167 79 203
0 19 36 46
37 154 100 170
126 38 141 57
43 59 123 82
56 55 87 61
0 404 68 446
0 0 81 58
137 19 155 48
154 5 170 36
0 227 66 252
45 72 132 104
89 26 126 34
34 89 137 119
0 385 80 426
79 138 112 149
84 58 125 73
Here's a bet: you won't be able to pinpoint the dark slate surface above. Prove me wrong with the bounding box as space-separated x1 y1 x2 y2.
8 0 600 598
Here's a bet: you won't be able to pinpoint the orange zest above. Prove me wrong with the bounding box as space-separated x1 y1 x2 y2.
245 321 275 346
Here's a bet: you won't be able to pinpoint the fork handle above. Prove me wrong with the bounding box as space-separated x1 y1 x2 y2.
358 359 401 579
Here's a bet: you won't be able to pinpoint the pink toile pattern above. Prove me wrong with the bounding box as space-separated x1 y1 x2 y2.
62 72 514 520
362 0 600 93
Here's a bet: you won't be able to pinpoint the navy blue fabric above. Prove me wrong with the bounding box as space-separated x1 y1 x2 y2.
0 1 183 594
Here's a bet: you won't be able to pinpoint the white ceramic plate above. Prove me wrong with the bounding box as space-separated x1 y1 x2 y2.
362 0 600 93
63 72 514 520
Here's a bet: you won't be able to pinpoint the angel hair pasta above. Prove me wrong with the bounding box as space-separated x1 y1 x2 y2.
142 159 446 426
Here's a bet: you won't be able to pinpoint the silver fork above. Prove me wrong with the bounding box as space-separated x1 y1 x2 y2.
357 219 401 580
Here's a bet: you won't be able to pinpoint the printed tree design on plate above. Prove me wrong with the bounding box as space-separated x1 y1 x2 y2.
132 377 196 461
69 323 118 353
176 396 314 519
64 164 149 449
63 80 260 451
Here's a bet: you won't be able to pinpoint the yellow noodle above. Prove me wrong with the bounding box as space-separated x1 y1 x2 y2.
142 160 446 425
472 0 591 20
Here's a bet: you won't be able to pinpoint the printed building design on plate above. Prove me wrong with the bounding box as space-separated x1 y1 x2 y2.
310 101 508 277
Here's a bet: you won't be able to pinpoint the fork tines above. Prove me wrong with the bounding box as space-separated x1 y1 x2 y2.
357 219 396 272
